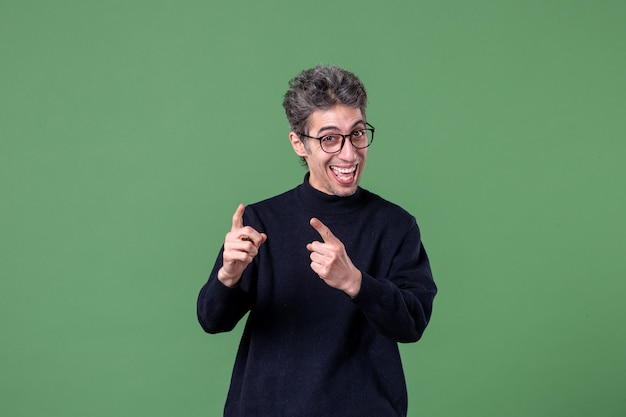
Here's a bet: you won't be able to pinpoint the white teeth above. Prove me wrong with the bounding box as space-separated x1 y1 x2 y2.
331 166 356 174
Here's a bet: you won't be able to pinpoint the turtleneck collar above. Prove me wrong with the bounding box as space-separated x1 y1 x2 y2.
295 172 366 216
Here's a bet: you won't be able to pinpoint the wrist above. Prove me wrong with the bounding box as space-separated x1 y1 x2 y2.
217 267 241 288
344 270 362 298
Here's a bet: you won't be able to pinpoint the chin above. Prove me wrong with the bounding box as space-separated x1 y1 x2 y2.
331 184 359 197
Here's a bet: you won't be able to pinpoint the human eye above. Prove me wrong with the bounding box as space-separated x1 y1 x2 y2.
321 135 340 144
351 130 368 145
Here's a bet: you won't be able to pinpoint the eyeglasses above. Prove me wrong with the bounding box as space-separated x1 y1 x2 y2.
297 123 375 154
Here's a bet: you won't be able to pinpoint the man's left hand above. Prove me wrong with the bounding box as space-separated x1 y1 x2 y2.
307 218 362 298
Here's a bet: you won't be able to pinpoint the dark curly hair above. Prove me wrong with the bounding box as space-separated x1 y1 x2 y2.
282 65 368 137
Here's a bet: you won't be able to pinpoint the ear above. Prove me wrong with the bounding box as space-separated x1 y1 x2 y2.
289 132 309 157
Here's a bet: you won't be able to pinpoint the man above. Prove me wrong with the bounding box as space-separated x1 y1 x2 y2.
197 65 437 417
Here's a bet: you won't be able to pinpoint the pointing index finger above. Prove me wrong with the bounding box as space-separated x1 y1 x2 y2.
309 217 337 243
231 203 245 231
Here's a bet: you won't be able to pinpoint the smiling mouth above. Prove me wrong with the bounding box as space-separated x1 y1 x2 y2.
330 165 357 184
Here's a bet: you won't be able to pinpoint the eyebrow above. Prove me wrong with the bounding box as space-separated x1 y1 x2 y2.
315 120 366 136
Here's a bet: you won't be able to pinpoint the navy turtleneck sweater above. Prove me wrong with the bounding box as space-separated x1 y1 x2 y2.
197 175 437 417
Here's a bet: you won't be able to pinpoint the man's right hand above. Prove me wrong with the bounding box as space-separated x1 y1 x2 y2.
217 203 267 287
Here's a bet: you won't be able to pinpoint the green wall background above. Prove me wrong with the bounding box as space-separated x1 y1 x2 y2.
2 1 625 416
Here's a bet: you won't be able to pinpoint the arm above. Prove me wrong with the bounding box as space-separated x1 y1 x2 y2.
352 221 436 343
307 218 436 343
197 204 267 334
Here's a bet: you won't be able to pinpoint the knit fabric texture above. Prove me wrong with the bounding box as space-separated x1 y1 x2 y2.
198 175 437 417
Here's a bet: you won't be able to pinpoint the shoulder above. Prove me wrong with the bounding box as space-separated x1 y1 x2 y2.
357 188 425 243
241 187 300 228
361 188 416 224
248 187 297 211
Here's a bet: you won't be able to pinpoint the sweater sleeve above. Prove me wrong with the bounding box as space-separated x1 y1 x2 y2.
196 247 255 334
351 221 437 343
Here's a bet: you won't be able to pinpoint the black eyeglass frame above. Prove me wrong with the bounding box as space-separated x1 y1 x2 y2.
297 122 375 154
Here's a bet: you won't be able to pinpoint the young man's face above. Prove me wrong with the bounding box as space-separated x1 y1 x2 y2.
289 104 368 197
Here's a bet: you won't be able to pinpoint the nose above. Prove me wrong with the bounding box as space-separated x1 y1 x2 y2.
338 137 357 160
